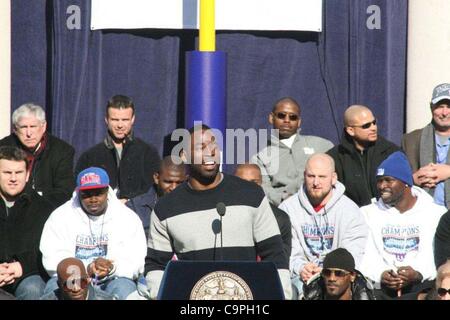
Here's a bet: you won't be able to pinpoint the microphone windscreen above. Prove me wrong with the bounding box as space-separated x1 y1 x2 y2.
216 202 226 217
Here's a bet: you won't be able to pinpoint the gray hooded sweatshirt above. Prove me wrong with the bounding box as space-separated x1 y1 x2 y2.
279 181 368 277
251 133 333 206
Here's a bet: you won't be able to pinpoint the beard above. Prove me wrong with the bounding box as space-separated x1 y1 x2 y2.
306 187 332 206
189 163 220 185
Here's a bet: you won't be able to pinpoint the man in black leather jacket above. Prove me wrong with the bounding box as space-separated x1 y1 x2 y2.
302 248 376 300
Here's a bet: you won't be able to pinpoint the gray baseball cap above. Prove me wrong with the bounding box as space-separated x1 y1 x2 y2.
431 83 450 105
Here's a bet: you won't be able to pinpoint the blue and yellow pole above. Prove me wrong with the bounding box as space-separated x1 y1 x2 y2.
185 0 227 153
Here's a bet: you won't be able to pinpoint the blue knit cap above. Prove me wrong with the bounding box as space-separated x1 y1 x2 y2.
376 151 413 186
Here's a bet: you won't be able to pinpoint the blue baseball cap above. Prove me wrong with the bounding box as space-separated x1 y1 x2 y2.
76 167 110 191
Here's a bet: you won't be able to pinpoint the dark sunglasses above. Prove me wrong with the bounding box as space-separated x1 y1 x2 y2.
322 268 351 278
437 287 450 297
60 277 89 291
351 119 377 129
274 112 299 121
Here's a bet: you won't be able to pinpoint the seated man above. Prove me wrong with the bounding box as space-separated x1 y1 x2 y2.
327 105 400 206
252 97 333 206
40 167 147 300
360 151 446 298
126 155 187 237
41 257 115 300
234 163 292 258
402 83 450 208
279 153 367 295
303 248 375 300
0 103 75 208
75 95 160 203
0 146 54 299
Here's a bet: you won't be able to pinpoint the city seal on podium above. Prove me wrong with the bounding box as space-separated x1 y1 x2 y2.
190 271 253 300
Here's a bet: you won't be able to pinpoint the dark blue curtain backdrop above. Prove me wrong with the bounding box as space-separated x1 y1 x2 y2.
11 0 407 170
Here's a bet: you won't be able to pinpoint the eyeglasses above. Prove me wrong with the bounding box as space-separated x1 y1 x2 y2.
350 119 377 129
60 277 89 292
322 268 351 278
274 112 299 121
437 288 450 297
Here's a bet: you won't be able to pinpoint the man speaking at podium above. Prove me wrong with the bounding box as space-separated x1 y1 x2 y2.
144 125 292 299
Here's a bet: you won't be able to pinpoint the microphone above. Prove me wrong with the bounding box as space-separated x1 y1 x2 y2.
216 202 226 217
216 202 226 261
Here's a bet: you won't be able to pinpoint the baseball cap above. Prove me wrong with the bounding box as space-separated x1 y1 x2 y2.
76 167 109 191
431 83 450 105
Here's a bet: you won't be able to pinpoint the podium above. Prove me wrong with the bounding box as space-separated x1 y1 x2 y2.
157 260 285 300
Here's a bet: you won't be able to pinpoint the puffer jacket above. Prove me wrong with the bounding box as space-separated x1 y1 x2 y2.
302 270 376 300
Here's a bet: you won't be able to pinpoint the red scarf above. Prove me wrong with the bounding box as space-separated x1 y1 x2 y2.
24 133 48 174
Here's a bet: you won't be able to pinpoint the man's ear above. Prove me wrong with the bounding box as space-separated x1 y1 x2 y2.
269 113 275 125
345 126 355 137
350 272 356 283
332 172 338 186
153 172 160 185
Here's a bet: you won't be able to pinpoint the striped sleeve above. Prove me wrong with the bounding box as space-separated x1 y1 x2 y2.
145 209 173 273
254 196 289 270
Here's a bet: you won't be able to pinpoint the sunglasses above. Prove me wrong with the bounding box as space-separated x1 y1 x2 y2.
274 112 299 121
437 288 450 297
60 277 89 292
322 268 351 278
350 119 377 129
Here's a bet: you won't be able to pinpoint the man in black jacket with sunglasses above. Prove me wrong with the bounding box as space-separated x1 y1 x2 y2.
327 105 400 206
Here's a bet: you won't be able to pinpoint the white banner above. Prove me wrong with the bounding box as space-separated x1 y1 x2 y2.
91 0 322 32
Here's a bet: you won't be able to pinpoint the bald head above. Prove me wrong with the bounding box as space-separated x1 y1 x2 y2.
305 153 335 173
234 163 262 186
304 153 337 206
57 257 88 281
343 105 378 149
56 257 90 300
344 105 373 126
272 97 301 114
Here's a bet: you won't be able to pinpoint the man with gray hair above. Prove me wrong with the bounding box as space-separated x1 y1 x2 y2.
279 153 368 296
402 83 450 209
0 103 75 208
